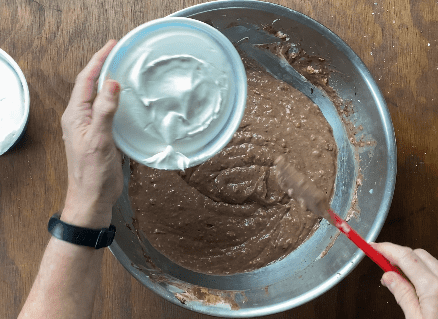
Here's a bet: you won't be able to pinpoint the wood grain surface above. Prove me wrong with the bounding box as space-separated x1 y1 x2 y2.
1 0 437 318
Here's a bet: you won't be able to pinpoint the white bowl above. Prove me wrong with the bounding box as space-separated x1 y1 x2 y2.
99 17 247 170
0 48 30 155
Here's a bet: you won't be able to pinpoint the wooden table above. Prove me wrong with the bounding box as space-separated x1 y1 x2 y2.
1 0 436 318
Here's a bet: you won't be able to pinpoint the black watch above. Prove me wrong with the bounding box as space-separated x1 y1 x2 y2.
48 213 116 249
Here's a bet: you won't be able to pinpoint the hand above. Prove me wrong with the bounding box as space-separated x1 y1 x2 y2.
371 242 438 319
60 40 123 229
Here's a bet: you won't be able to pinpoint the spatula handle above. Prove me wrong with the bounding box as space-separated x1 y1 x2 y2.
327 209 401 275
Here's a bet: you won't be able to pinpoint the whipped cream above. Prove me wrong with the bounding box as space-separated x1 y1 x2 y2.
108 19 242 170
130 54 228 146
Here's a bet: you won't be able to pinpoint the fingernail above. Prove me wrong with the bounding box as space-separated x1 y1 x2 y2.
383 275 395 292
111 82 121 95
106 81 120 96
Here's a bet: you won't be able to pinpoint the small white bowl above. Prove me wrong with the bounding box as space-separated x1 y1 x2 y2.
0 49 30 155
99 17 247 170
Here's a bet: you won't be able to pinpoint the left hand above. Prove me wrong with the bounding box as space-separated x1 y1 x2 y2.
60 40 123 229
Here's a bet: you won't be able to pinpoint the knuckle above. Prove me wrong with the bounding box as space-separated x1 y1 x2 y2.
94 102 117 120
91 51 100 61
383 245 412 264
400 246 414 260
75 70 92 84
413 248 425 253
413 248 428 257
75 71 85 83
102 138 114 153
97 92 112 105
100 103 117 116
395 285 416 306
93 52 106 65
61 113 69 129
402 246 413 253
92 133 112 152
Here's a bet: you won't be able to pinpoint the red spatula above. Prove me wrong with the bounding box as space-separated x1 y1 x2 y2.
274 155 401 275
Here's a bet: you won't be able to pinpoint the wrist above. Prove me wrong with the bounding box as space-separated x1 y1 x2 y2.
62 192 112 229
60 210 112 229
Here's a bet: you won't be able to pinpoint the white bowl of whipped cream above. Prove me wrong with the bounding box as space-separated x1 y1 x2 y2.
99 17 247 170
0 48 30 156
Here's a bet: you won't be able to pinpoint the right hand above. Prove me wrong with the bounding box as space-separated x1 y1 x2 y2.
371 242 438 319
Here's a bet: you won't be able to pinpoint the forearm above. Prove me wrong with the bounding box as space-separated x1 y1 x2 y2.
18 220 105 319
19 40 122 319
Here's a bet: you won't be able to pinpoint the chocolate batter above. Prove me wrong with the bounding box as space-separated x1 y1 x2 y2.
130 59 337 275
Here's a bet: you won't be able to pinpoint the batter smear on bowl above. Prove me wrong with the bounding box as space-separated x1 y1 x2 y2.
129 57 337 275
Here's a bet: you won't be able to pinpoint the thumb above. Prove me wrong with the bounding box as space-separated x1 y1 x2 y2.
382 271 423 319
92 80 121 134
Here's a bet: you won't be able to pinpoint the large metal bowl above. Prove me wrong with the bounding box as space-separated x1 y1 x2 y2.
109 1 397 317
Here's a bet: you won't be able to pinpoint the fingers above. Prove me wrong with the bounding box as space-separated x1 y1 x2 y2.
373 242 438 319
371 242 436 292
381 271 423 319
414 248 438 277
70 40 117 108
91 80 121 135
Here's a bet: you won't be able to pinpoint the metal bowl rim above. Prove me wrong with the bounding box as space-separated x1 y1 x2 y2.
109 1 397 317
98 16 248 170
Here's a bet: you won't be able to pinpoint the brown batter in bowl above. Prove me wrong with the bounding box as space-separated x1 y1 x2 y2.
107 3 396 315
129 57 337 275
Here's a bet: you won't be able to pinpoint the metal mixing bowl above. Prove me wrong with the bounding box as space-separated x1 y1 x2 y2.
109 1 397 317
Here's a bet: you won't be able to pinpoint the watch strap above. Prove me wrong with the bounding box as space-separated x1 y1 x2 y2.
48 213 116 249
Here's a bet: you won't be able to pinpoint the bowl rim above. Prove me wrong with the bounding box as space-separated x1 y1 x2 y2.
98 16 247 170
0 48 30 154
109 1 397 317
